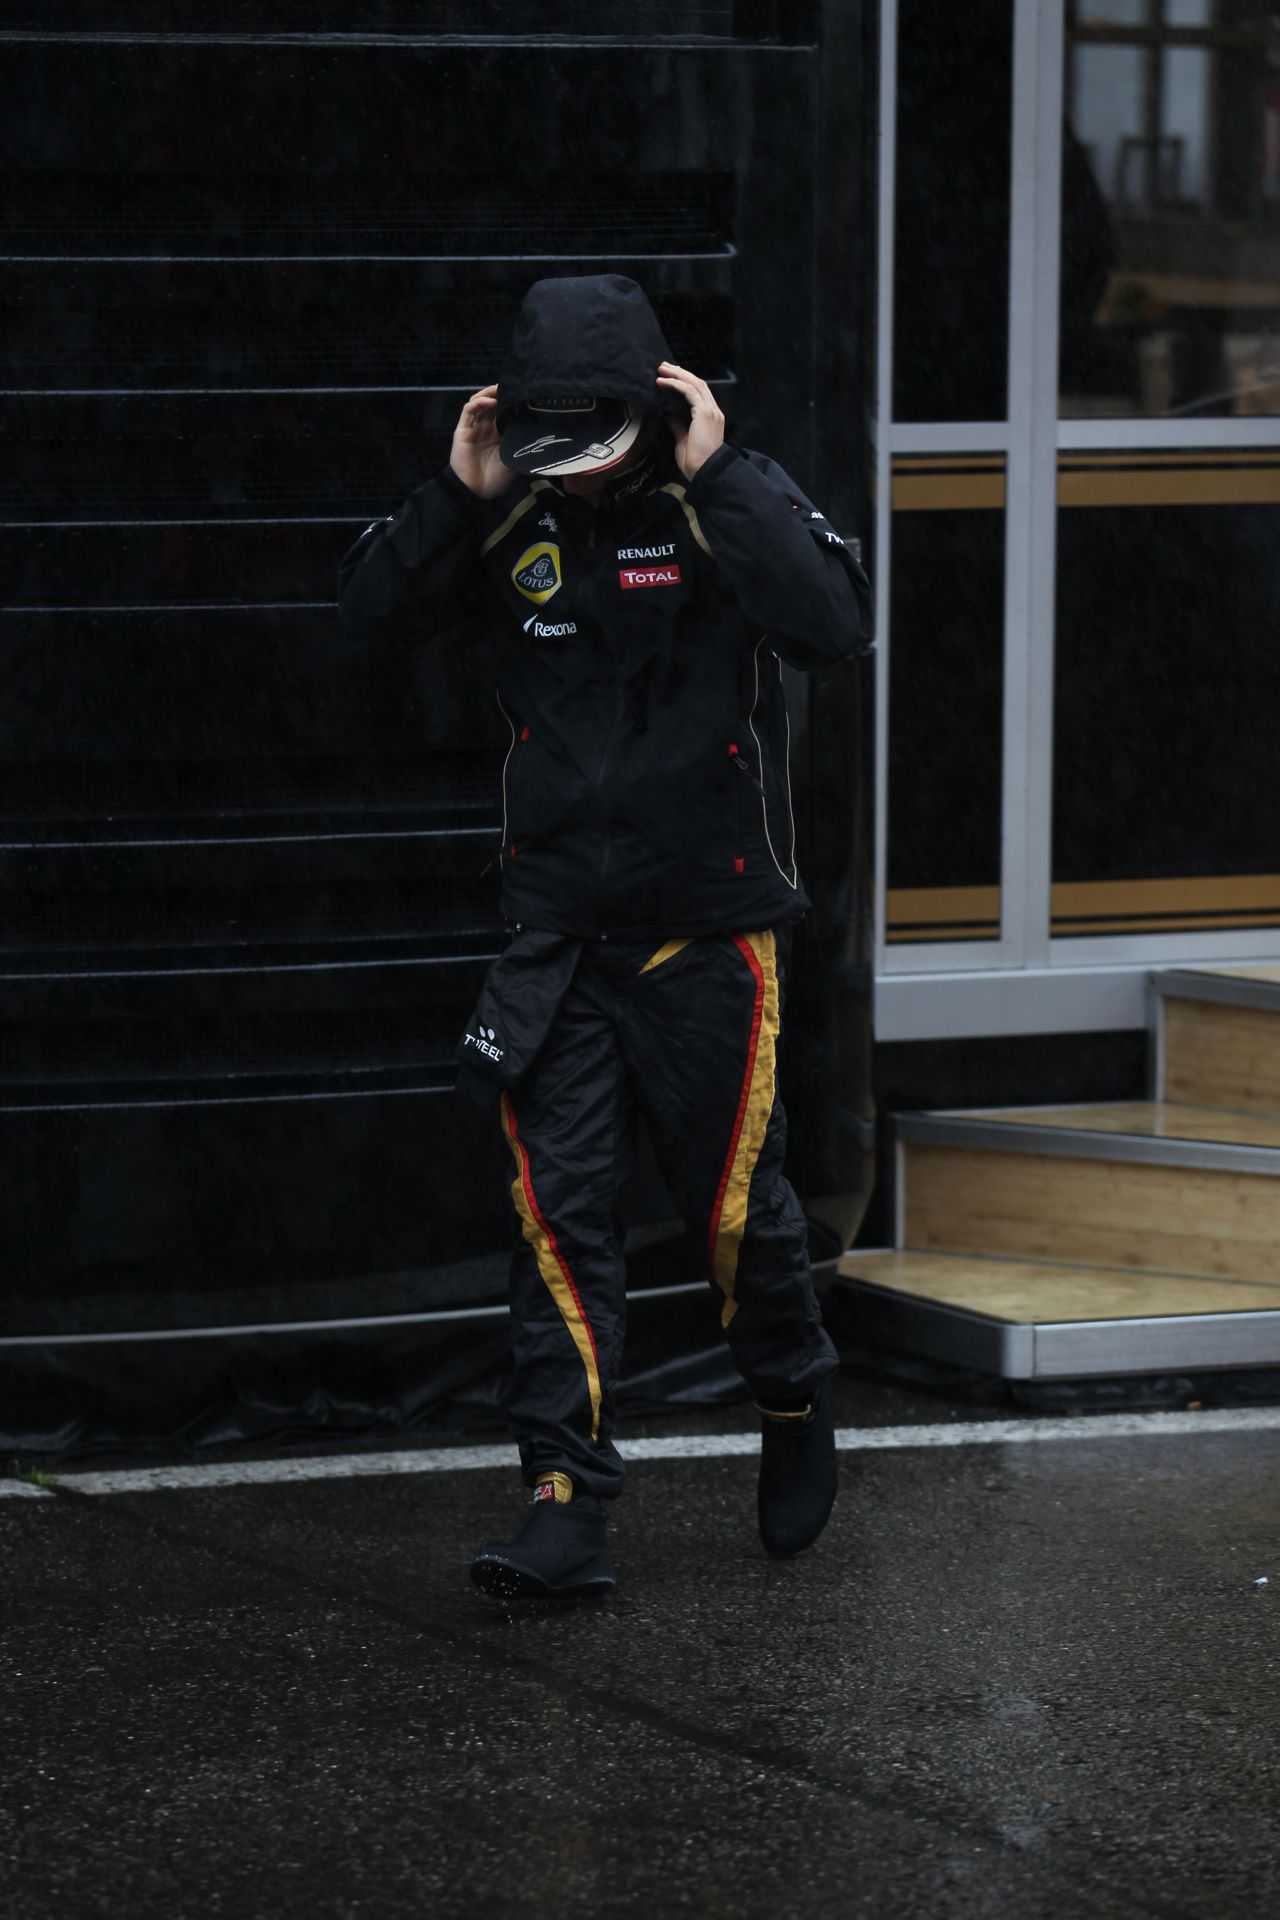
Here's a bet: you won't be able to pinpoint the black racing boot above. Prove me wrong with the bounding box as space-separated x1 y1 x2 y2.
470 1477 616 1602
757 1378 838 1558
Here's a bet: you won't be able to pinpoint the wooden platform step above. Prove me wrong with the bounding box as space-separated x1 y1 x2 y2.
943 1100 1280 1150
1153 966 1280 1117
899 1101 1280 1283
837 1249 1280 1378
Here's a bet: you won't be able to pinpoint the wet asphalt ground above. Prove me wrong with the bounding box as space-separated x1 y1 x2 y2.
3 1376 1279 1919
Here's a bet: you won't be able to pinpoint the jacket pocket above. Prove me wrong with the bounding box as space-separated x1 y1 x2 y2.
729 741 760 873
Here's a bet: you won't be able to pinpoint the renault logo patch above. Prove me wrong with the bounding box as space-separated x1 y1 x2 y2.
512 542 562 605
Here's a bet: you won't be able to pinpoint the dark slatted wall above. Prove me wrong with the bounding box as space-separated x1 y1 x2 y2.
0 2 875 1435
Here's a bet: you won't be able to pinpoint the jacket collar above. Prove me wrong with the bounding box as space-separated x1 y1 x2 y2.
543 440 680 520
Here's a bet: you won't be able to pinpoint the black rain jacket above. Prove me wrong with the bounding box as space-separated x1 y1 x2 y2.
338 275 873 940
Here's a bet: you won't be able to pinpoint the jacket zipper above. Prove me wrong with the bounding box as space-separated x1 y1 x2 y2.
594 683 625 905
745 637 799 889
731 748 765 796
495 693 517 867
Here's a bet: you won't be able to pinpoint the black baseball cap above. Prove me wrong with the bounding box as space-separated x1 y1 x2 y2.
499 395 644 478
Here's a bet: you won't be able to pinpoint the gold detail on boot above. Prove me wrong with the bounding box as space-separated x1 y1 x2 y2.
756 1401 814 1421
536 1471 575 1504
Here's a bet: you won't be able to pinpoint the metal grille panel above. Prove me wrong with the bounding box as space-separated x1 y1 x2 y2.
0 1003 465 1085
0 5 872 1402
1 880 503 952
0 4 747 37
0 754 500 822
3 285 731 390
4 171 733 256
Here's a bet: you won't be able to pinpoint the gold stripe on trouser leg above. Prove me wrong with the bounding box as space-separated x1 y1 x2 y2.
479 489 539 557
707 931 781 1329
639 938 692 974
659 481 714 555
500 1091 604 1443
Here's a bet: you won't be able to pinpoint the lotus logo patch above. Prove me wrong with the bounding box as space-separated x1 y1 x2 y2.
512 542 562 605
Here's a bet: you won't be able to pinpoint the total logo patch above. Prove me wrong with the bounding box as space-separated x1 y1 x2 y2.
619 563 682 590
511 541 562 605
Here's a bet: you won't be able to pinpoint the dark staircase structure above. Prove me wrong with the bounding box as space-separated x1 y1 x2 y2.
0 4 878 1451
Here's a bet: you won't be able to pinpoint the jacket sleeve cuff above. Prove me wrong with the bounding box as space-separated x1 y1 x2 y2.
435 462 496 519
680 441 738 506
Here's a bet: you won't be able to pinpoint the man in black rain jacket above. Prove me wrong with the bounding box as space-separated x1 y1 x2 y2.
339 275 872 1599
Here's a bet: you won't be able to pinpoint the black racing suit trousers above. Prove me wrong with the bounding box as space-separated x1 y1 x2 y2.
498 927 839 1500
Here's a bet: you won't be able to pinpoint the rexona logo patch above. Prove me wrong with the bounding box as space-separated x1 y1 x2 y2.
511 542 562 606
619 564 682 590
523 613 578 639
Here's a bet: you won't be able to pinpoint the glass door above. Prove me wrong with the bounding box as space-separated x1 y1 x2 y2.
877 0 1280 990
1052 0 1280 963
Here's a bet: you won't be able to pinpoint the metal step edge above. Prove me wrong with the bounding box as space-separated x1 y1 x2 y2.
0 942 501 985
896 1109 1280 1178
837 1245 1280 1291
0 1277 707 1351
1151 967 1280 1017
834 1275 1280 1380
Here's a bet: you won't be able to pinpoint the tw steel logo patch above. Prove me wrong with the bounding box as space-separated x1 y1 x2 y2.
619 564 682 590
512 542 562 605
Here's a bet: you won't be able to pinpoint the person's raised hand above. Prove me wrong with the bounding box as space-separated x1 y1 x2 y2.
449 384 515 500
656 362 725 479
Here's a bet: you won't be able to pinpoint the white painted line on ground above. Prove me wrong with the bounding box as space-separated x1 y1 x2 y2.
56 1446 520 1495
18 1404 1280 1499
840 1408 1280 1449
0 1479 54 1499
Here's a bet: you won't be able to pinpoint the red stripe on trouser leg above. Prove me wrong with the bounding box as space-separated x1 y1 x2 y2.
504 1094 599 1363
500 1090 603 1441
